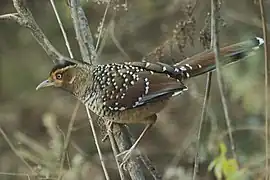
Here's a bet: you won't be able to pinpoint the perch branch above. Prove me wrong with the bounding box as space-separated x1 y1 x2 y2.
69 0 97 64
258 0 269 179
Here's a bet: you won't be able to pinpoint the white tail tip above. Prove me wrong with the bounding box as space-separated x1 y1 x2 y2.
256 37 264 46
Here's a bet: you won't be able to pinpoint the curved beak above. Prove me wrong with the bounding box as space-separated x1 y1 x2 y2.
36 79 54 90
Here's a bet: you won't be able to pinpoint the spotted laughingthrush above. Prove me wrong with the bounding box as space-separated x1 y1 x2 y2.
36 37 264 163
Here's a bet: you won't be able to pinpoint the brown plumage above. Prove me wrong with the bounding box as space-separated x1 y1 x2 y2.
36 37 264 163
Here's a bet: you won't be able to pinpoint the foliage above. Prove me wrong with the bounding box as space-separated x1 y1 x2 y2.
208 142 247 180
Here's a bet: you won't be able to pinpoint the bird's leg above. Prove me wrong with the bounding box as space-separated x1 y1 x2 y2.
102 120 113 142
117 115 156 168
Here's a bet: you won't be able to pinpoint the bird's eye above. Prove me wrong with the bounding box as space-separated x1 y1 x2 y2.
55 73 62 80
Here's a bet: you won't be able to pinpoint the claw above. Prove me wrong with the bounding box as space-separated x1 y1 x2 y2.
117 149 133 169
102 121 114 142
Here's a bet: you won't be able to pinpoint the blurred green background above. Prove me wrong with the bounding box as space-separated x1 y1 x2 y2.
0 0 269 179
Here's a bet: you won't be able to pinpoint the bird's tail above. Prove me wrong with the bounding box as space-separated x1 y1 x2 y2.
174 37 264 79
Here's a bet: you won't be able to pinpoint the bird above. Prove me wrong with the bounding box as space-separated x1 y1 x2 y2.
36 37 264 164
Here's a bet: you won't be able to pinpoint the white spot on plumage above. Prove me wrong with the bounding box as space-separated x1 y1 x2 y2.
185 64 193 69
174 68 179 72
119 107 126 111
162 66 167 71
144 78 149 94
109 106 113 110
172 91 183 97
197 64 202 68
133 101 139 107
179 66 187 71
146 62 150 67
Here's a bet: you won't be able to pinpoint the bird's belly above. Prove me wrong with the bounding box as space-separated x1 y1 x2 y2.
102 99 169 124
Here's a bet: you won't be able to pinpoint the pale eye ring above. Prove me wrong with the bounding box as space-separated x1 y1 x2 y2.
55 73 62 80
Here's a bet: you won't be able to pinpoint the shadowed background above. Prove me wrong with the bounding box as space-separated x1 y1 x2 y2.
0 0 269 179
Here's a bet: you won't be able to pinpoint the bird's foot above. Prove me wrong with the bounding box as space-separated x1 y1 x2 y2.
117 148 134 169
117 146 140 169
102 121 114 142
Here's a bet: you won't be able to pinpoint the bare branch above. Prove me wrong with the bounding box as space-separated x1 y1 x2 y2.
258 0 269 179
211 0 237 160
0 0 75 64
86 108 111 180
70 0 97 64
107 124 127 180
112 125 146 180
0 126 35 175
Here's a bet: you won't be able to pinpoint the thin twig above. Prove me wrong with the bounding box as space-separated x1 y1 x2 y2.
258 0 269 179
211 0 237 160
50 0 74 59
107 124 127 180
57 101 80 180
192 73 212 180
109 20 132 61
0 126 35 175
191 0 212 178
95 0 111 51
86 108 111 180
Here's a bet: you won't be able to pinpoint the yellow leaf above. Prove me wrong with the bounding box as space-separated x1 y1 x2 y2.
223 159 239 177
219 142 227 156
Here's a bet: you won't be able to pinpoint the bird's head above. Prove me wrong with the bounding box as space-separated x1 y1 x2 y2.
36 62 90 97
